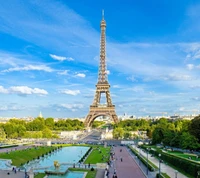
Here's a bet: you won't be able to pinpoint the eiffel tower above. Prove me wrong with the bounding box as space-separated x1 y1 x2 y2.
84 11 119 127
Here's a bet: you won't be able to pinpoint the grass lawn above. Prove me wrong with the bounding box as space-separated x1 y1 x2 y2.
84 145 110 164
69 168 97 178
167 151 200 162
0 146 56 167
34 173 46 178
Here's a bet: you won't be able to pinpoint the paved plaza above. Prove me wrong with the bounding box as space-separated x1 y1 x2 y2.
0 170 25 178
0 145 32 153
108 146 146 178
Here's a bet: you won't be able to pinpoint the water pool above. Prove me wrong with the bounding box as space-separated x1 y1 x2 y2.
0 159 12 169
48 171 85 178
24 146 89 171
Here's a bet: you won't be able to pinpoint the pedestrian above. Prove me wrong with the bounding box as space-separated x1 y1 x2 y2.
114 168 116 175
120 157 123 162
88 163 90 168
14 168 17 174
106 170 109 176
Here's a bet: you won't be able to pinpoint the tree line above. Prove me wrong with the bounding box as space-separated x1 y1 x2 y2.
113 116 200 150
0 117 85 139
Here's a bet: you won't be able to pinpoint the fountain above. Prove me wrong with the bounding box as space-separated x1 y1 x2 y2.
45 161 68 175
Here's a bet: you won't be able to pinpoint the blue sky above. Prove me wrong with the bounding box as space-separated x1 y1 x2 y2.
0 0 200 118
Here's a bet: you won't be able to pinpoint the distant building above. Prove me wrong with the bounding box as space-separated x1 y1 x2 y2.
38 111 43 118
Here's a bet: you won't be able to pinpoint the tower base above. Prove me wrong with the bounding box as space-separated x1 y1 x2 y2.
84 105 118 127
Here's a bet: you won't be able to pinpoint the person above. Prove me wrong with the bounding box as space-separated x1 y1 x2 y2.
88 163 90 168
120 157 123 162
106 170 109 177
114 168 116 175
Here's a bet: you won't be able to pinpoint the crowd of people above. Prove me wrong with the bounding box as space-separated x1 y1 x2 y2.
105 146 125 178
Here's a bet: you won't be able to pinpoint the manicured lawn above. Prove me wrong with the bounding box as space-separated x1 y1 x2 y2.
0 146 56 167
167 151 200 161
69 168 97 178
84 145 110 164
35 173 46 178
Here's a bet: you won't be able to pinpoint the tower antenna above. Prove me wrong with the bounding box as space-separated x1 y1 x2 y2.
102 9 104 19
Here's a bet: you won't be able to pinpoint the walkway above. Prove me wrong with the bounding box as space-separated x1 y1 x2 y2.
95 169 105 178
108 146 146 178
0 170 25 178
0 145 32 153
133 145 188 178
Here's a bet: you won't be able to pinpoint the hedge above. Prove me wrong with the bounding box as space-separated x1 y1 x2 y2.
156 173 170 178
142 146 200 177
79 147 92 163
128 146 158 171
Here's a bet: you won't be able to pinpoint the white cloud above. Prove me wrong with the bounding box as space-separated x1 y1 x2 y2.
75 73 86 78
0 106 8 111
50 54 74 61
57 70 69 75
186 64 194 70
197 65 200 69
106 70 110 75
60 103 83 111
10 86 48 95
113 85 120 88
0 85 48 95
162 74 192 81
60 89 80 96
131 86 144 92
190 85 200 89
0 105 25 111
127 75 137 82
0 86 8 94
192 97 200 101
2 65 53 73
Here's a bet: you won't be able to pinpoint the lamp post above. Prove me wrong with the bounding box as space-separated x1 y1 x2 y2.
175 170 178 178
197 171 200 178
147 148 149 176
159 154 161 178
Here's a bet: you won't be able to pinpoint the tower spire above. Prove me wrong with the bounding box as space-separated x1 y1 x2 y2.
102 9 104 20
99 10 107 83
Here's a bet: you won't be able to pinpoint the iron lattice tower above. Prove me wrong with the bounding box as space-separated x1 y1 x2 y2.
84 11 119 127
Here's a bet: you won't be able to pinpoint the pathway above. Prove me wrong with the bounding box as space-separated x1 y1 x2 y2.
108 146 146 178
0 170 25 178
95 169 105 178
0 145 32 153
133 145 188 178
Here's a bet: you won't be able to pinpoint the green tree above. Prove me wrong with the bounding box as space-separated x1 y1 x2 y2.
113 127 124 139
17 125 26 137
189 115 200 141
180 132 199 150
152 127 166 144
45 118 54 129
27 117 45 131
0 127 6 141
124 131 131 139
42 128 52 138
